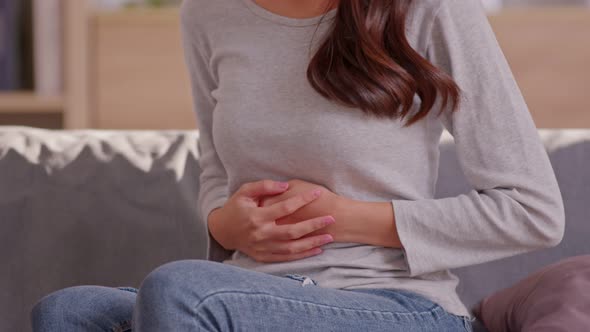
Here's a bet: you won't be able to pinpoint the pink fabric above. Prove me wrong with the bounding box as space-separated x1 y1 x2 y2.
476 255 590 332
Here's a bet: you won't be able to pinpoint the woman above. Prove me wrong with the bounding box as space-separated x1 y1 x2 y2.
31 0 565 331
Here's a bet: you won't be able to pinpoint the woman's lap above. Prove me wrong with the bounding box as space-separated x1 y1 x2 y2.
31 259 471 332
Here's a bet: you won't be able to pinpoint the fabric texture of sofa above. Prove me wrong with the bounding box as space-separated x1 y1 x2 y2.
1 126 588 332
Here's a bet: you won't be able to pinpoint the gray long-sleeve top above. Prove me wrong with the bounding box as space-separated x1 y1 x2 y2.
179 0 565 318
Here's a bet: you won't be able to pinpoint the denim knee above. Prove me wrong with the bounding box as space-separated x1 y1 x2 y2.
31 291 56 330
31 286 87 330
138 260 223 293
134 260 218 330
31 285 135 332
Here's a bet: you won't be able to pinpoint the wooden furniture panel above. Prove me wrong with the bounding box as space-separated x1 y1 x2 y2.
64 0 91 128
0 0 90 129
489 8 590 128
92 8 196 129
0 92 63 114
88 8 589 129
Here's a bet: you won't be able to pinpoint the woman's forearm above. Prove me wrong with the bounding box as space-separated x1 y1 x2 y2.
336 198 403 248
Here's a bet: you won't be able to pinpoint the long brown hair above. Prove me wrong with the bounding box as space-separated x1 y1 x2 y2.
307 0 460 127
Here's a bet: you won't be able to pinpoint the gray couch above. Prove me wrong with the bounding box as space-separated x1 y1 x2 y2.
1 126 588 332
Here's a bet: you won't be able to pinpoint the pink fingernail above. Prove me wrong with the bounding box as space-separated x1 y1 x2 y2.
312 189 322 197
323 216 335 225
323 235 334 243
278 182 289 189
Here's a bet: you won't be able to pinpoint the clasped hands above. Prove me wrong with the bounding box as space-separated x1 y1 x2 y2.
207 179 355 263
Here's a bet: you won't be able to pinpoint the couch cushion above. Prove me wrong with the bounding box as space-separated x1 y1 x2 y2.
477 255 590 332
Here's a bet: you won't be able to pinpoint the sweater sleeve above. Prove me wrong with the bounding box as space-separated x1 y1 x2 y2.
391 0 565 277
180 1 234 262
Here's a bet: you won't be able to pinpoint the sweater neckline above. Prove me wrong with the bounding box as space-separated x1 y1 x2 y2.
241 0 338 27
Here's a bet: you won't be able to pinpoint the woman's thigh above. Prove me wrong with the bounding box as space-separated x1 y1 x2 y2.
134 259 468 332
31 285 137 332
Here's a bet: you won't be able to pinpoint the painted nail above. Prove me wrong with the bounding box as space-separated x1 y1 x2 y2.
322 235 334 243
323 216 335 225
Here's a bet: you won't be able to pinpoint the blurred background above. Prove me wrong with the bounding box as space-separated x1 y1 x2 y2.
0 0 589 130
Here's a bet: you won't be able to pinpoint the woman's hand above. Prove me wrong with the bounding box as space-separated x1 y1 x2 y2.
259 179 403 248
207 179 336 263
259 179 353 242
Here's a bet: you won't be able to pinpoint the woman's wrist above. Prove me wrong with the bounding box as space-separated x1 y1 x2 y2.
336 197 402 248
207 207 235 251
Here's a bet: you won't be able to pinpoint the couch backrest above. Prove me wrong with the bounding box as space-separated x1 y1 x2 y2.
0 127 209 332
438 129 590 309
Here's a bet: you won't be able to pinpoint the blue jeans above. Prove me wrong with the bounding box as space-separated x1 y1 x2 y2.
31 260 473 331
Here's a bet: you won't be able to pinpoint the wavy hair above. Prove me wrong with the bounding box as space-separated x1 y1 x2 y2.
307 0 461 126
